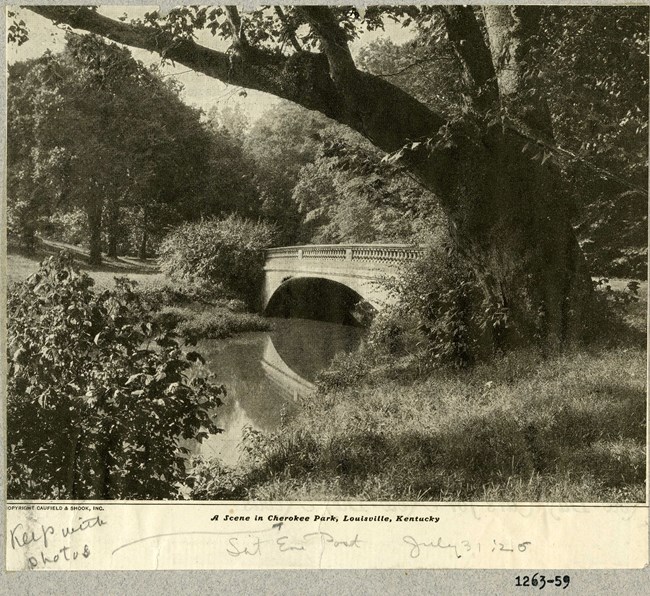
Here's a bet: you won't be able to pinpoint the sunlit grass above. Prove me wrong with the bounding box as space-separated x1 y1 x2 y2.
7 241 162 289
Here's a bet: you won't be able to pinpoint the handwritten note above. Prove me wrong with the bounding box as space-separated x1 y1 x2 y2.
227 531 362 557
403 535 532 559
9 514 107 569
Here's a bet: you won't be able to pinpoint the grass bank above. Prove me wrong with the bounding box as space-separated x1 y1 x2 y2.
234 348 645 502
155 305 270 340
188 286 647 503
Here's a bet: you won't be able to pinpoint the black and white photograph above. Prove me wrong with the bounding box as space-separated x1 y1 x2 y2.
5 2 647 514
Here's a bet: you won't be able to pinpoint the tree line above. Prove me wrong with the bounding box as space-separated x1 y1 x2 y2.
8 32 441 262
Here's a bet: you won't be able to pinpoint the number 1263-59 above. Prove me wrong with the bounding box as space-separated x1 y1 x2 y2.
516 574 571 589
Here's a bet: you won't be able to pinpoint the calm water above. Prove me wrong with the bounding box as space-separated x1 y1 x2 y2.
185 318 364 465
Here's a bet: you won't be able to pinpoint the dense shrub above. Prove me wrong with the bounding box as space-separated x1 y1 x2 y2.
132 278 230 311
154 306 270 340
366 240 644 372
159 215 276 307
368 239 491 368
7 253 224 500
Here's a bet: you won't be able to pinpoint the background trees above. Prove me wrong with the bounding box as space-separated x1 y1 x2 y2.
8 33 238 262
292 125 442 244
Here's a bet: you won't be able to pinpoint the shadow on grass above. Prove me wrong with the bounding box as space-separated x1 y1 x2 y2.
9 237 159 274
208 367 646 502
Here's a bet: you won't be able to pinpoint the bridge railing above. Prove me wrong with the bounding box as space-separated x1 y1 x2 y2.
266 244 423 264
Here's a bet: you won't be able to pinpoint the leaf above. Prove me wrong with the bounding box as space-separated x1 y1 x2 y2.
186 351 206 364
125 373 141 385
12 347 28 364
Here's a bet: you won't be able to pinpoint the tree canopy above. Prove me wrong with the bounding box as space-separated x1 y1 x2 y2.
8 31 260 261
14 5 649 349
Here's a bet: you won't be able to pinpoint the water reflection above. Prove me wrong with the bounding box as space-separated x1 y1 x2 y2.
185 318 364 465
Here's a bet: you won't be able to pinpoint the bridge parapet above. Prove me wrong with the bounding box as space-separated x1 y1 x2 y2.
266 244 423 265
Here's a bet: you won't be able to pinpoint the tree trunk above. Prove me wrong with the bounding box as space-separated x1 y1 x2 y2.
407 123 592 349
482 6 554 141
87 200 103 265
106 204 120 258
138 208 148 260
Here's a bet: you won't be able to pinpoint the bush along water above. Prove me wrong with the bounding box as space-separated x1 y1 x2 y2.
359 239 496 372
159 215 277 308
7 252 224 500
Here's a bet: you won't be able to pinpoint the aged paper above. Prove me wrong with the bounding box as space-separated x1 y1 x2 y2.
4 1 649 574
5 503 649 570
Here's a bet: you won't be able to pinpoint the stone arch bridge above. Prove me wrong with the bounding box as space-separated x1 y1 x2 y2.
262 244 423 314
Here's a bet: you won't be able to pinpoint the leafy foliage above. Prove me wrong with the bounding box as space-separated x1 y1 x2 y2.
7 33 218 261
8 5 648 352
7 253 224 499
243 102 331 244
159 215 277 307
369 243 485 368
357 35 465 118
528 7 648 279
292 126 443 243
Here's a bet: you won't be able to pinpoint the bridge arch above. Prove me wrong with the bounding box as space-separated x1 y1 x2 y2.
265 276 374 326
262 244 422 321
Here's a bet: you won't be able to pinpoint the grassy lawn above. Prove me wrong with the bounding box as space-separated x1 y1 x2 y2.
7 238 162 288
7 242 269 341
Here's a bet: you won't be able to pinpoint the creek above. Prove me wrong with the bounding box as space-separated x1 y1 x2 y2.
185 318 365 465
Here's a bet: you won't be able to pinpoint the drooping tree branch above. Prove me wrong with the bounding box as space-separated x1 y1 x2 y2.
293 4 445 160
440 6 498 113
28 6 445 158
28 6 344 118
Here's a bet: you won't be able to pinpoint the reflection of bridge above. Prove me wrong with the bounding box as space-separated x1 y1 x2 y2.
261 336 315 401
262 244 423 311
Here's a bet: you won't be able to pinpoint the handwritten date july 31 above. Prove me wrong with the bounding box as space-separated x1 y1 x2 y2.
227 532 362 556
403 536 532 559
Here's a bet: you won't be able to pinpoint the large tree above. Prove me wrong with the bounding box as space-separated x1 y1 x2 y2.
8 32 215 263
20 5 648 348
